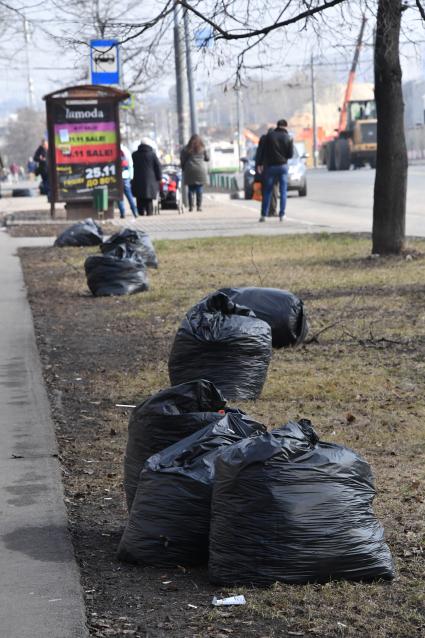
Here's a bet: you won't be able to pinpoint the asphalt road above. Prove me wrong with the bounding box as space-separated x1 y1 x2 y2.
235 165 425 236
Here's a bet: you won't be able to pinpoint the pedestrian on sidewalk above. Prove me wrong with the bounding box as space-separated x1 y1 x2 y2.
131 138 162 216
34 138 49 198
118 145 138 220
27 156 37 180
256 119 293 222
180 134 209 212
255 129 278 216
9 162 19 183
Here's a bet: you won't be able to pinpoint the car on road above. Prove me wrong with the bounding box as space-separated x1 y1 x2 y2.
242 143 308 199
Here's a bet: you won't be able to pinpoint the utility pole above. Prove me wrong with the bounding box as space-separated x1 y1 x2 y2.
235 88 243 161
167 110 174 160
23 18 35 109
173 3 189 146
310 53 318 168
173 2 189 206
184 10 198 136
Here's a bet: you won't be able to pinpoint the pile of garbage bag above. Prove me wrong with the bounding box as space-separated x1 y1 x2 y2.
101 228 158 268
54 218 103 247
124 379 228 511
209 419 395 585
168 291 272 400
84 244 148 296
219 286 308 348
117 413 266 567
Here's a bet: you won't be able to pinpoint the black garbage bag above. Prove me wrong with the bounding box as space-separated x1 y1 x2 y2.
54 218 103 247
124 379 229 511
209 419 395 585
219 286 308 348
101 228 158 268
84 245 148 296
117 413 266 567
168 292 272 400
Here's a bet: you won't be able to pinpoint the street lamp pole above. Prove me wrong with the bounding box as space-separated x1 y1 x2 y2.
23 18 35 109
184 9 198 135
236 88 243 162
173 3 188 146
310 53 318 168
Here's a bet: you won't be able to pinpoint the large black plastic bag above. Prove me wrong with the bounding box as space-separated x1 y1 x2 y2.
219 286 308 348
124 379 228 511
209 419 395 586
101 228 158 268
168 292 272 400
54 218 103 247
84 245 148 296
117 413 266 567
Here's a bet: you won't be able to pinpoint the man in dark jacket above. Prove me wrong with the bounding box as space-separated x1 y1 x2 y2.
34 138 49 197
131 139 162 216
255 129 278 216
257 119 293 222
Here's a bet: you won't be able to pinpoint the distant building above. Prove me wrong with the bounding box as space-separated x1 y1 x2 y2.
403 79 425 128
288 83 374 140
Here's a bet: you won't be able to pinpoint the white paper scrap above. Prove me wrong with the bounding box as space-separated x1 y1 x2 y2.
212 595 246 606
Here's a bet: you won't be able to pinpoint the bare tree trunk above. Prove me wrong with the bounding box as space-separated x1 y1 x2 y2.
372 0 407 255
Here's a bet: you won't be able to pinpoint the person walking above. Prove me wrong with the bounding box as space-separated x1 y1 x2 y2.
9 162 19 183
255 130 278 216
27 156 37 180
180 134 209 212
131 139 162 216
34 138 49 198
118 144 138 220
256 119 293 222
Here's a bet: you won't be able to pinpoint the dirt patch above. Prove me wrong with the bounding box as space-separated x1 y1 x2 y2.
8 222 118 238
20 233 425 638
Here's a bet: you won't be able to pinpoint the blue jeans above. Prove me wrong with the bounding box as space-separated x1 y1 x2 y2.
262 164 288 217
188 184 203 210
118 178 137 218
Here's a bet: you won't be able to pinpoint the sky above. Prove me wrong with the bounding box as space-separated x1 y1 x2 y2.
1 0 425 115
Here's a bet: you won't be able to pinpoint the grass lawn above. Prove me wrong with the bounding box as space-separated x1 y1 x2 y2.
20 232 425 638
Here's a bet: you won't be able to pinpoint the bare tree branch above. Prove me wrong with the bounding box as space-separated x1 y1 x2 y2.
416 0 425 21
0 1 29 17
179 0 348 41
250 243 264 286
342 327 409 348
304 319 345 344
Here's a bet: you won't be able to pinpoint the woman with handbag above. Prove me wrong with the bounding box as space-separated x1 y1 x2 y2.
180 135 209 212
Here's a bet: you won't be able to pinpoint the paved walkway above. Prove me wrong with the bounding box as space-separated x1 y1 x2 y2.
0 231 88 637
124 194 326 240
1 192 329 241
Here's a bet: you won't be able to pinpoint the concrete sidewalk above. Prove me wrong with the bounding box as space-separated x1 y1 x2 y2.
127 193 327 239
0 232 88 637
2 192 330 241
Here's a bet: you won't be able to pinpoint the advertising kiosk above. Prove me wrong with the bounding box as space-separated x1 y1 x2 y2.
44 85 130 219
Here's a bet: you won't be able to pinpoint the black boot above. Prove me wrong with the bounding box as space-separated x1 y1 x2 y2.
188 190 193 212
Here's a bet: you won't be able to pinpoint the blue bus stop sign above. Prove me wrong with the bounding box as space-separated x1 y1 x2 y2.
90 39 120 85
195 27 214 49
